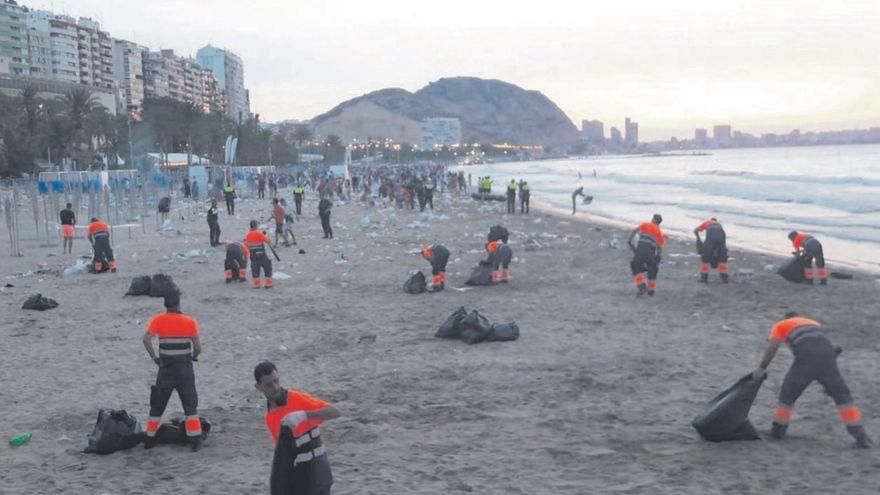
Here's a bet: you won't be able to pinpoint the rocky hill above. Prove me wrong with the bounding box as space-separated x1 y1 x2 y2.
310 77 579 146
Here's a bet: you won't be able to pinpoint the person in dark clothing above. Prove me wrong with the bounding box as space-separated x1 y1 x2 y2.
424 178 435 210
789 231 828 285
506 180 517 214
519 181 530 214
223 183 236 215
627 214 664 296
293 184 304 217
60 203 76 254
258 175 267 199
318 198 333 239
207 199 221 246
183 177 191 198
422 244 450 291
694 218 729 283
753 313 872 448
572 187 585 214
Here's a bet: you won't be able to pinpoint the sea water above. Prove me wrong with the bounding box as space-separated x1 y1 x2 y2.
464 144 880 272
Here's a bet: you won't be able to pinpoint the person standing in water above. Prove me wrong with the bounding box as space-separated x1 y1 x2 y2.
572 187 585 215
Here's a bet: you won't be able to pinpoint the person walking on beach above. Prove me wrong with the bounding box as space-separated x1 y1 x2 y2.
422 244 450 291
142 291 204 451
789 230 828 285
519 181 530 214
258 174 267 199
318 197 333 239
88 217 117 273
506 179 517 214
269 198 289 248
627 214 664 296
281 198 297 245
255 361 341 494
246 220 274 288
694 218 729 283
752 313 871 448
59 203 76 254
293 183 304 217
207 199 221 247
224 182 236 215
572 187 585 214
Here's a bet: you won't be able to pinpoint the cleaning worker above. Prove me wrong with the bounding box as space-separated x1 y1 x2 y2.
627 214 664 296
506 179 517 214
789 230 828 285
88 217 117 273
519 181 530 214
223 181 236 215
752 312 871 448
486 239 514 283
254 361 341 494
246 220 274 288
422 244 450 291
225 240 249 283
694 217 729 283
142 291 204 452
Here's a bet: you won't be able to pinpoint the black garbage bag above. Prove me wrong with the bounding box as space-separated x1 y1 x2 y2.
695 237 703 255
436 306 468 339
487 322 520 342
158 196 171 213
403 271 427 294
22 293 58 311
692 373 765 442
777 255 806 283
465 262 495 286
84 409 144 454
488 225 509 243
149 273 179 298
270 426 333 495
155 417 212 445
125 276 153 296
471 193 507 202
830 271 853 280
460 310 492 344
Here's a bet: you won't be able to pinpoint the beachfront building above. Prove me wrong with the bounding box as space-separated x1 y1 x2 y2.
73 17 114 91
142 49 225 115
582 120 604 143
714 125 732 147
610 126 623 145
0 0 27 76
196 44 249 121
111 38 146 117
421 117 461 148
24 10 78 83
695 128 708 147
625 117 639 147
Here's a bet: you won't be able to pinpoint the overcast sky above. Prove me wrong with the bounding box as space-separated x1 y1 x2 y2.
32 0 880 140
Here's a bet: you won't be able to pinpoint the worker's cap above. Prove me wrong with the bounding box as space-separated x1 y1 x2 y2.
90 217 98 223
788 230 798 240
652 214 663 224
164 290 181 308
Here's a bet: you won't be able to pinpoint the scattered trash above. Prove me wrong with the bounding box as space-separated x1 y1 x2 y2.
736 269 755 278
361 216 372 229
22 293 58 311
829 271 853 280
762 264 776 272
334 259 348 265
524 238 542 251
609 234 620 249
298 249 306 254
62 259 88 277
9 433 31 448
168 248 214 262
278 345 288 351
161 219 174 231
273 272 292 280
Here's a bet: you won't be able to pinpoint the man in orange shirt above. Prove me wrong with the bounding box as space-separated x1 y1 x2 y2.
246 220 274 288
142 291 204 451
788 230 827 285
627 214 664 296
694 217 729 283
225 240 249 283
254 361 341 494
87 217 117 273
753 312 871 448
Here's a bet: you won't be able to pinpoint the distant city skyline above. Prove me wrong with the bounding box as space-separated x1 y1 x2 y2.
23 0 880 141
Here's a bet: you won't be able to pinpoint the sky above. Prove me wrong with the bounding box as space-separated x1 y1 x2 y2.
30 0 880 141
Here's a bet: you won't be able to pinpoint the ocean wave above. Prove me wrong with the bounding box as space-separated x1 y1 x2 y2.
689 169 880 186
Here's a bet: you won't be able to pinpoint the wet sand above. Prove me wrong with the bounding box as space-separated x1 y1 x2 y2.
2 187 879 494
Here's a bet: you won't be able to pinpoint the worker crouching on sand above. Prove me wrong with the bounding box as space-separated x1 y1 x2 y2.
88 217 117 273
246 220 274 288
422 244 450 291
255 361 341 494
752 313 871 448
789 230 828 285
694 217 729 283
486 239 513 283
142 291 204 451
225 240 249 283
627 214 665 296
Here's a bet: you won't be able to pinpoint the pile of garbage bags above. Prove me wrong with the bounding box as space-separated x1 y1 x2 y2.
125 274 179 298
435 307 519 344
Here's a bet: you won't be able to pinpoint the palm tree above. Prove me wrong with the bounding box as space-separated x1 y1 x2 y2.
293 123 314 149
63 88 98 169
177 102 203 166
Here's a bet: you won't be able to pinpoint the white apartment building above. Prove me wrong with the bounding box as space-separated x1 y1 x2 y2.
196 44 249 121
111 38 144 116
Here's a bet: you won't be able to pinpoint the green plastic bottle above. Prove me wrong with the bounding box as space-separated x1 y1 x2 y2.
9 433 31 447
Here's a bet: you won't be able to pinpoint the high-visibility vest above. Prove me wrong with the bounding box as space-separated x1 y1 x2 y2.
293 186 304 194
224 185 234 193
507 183 516 191
522 184 529 191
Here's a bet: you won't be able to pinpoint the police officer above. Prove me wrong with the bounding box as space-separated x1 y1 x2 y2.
506 180 517 214
422 244 450 291
627 214 665 296
255 361 341 495
486 239 514 283
519 181 530 214
424 178 436 210
223 182 236 215
246 220 274 288
88 217 117 273
481 176 492 194
142 291 204 451
293 183 305 217
207 199 221 247
789 230 828 285
752 313 871 448
225 240 249 283
694 217 729 283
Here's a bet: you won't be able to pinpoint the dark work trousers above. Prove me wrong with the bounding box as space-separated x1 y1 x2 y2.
294 194 303 215
780 335 852 408
431 245 450 275
425 192 434 210
225 244 248 279
320 212 333 238
208 219 221 246
701 236 728 267
520 194 530 214
93 236 114 268
630 242 659 281
507 191 516 213
489 244 513 270
150 357 198 418
224 194 235 215
250 252 273 279
802 238 826 270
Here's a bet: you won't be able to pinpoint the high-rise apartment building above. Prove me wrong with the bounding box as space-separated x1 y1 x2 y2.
581 120 604 143
142 48 224 115
0 0 27 75
713 125 732 147
111 38 145 116
624 117 639 147
196 44 249 121
25 10 78 83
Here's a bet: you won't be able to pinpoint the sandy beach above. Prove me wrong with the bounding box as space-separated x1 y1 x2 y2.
2 187 880 494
